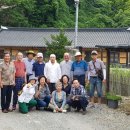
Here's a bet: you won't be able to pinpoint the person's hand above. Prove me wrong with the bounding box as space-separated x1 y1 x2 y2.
59 108 63 112
72 96 75 100
0 82 3 88
35 91 40 98
102 79 106 84
87 80 90 85
47 79 50 83
55 107 59 112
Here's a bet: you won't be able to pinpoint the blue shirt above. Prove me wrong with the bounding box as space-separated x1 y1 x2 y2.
32 62 45 77
71 60 88 76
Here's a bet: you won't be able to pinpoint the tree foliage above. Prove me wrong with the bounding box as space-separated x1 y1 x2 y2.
45 30 72 61
1 0 130 28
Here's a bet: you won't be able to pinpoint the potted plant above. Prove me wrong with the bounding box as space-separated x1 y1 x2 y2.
106 93 122 109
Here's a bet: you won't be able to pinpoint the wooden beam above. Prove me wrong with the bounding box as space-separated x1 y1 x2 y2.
106 49 110 92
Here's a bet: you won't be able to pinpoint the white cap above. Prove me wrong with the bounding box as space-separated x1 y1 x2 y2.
74 52 82 57
37 53 43 58
50 54 56 58
91 50 98 55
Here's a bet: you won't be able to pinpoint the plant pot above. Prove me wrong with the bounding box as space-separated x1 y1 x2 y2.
107 99 119 109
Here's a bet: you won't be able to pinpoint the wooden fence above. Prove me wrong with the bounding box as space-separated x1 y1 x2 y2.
110 68 130 96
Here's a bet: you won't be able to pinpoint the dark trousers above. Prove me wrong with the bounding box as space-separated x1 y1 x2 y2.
67 97 88 111
48 83 56 93
73 75 85 87
13 77 25 107
36 95 51 108
1 85 13 110
26 74 33 83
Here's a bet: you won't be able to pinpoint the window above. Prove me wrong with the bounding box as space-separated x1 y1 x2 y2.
110 51 119 63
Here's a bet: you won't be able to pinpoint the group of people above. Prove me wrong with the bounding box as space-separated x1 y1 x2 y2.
0 50 106 115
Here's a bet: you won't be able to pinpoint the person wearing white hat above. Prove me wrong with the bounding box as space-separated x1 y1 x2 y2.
44 54 61 93
32 52 45 78
87 50 106 108
71 51 88 87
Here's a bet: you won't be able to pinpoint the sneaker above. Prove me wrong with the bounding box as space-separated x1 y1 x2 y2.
82 110 87 115
2 109 8 113
7 108 13 112
87 104 95 108
62 110 67 113
53 109 57 113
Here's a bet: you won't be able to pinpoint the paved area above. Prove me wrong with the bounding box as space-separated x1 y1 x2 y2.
0 104 130 130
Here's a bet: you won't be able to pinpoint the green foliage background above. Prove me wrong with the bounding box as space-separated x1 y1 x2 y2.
1 0 130 28
45 30 72 61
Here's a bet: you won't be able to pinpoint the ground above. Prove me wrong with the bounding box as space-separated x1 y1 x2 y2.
0 104 130 130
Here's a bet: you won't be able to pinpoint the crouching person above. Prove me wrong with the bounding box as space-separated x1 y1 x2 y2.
35 75 51 110
51 81 67 113
18 76 37 114
67 79 88 115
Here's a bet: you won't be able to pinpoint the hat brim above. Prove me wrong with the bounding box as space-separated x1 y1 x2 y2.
75 54 82 57
91 53 98 55
26 52 36 56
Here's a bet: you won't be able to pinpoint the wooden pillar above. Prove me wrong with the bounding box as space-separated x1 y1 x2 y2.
106 49 110 92
126 50 128 67
101 48 103 61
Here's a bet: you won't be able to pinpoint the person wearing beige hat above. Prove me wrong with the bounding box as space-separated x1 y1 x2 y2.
71 51 88 87
87 50 106 108
32 52 45 78
23 50 36 82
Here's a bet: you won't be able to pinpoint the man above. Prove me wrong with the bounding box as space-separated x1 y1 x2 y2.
44 54 61 93
12 52 26 110
32 52 45 77
67 79 88 115
23 50 35 82
71 52 88 87
0 52 15 113
60 52 73 82
88 50 106 107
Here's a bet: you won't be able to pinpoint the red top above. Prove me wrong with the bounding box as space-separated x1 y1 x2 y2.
14 61 26 77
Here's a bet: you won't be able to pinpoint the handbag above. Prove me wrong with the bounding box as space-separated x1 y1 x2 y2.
92 62 104 81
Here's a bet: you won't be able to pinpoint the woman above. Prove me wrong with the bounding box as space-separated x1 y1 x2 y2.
35 75 51 110
60 75 71 97
51 81 67 113
18 76 37 114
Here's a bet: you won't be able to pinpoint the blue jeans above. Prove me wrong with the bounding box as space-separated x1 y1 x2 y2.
90 77 102 98
36 95 51 108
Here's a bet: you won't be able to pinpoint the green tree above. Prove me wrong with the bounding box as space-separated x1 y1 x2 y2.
45 30 72 61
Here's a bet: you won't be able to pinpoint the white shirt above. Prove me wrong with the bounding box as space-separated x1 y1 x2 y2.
18 84 35 103
60 60 73 78
44 61 61 83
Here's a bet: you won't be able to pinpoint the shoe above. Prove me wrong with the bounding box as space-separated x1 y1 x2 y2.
74 109 80 112
87 104 95 108
12 106 16 110
7 108 13 112
82 110 87 115
62 110 67 113
2 109 8 113
53 109 57 113
67 107 71 112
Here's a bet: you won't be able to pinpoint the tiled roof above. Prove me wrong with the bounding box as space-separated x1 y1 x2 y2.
0 27 129 48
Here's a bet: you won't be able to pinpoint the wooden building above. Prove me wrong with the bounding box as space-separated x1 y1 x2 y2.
0 27 130 66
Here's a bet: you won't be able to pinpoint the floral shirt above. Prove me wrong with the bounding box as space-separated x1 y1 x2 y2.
0 61 15 85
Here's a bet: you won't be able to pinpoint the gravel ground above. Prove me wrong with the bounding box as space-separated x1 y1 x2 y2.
0 104 130 130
